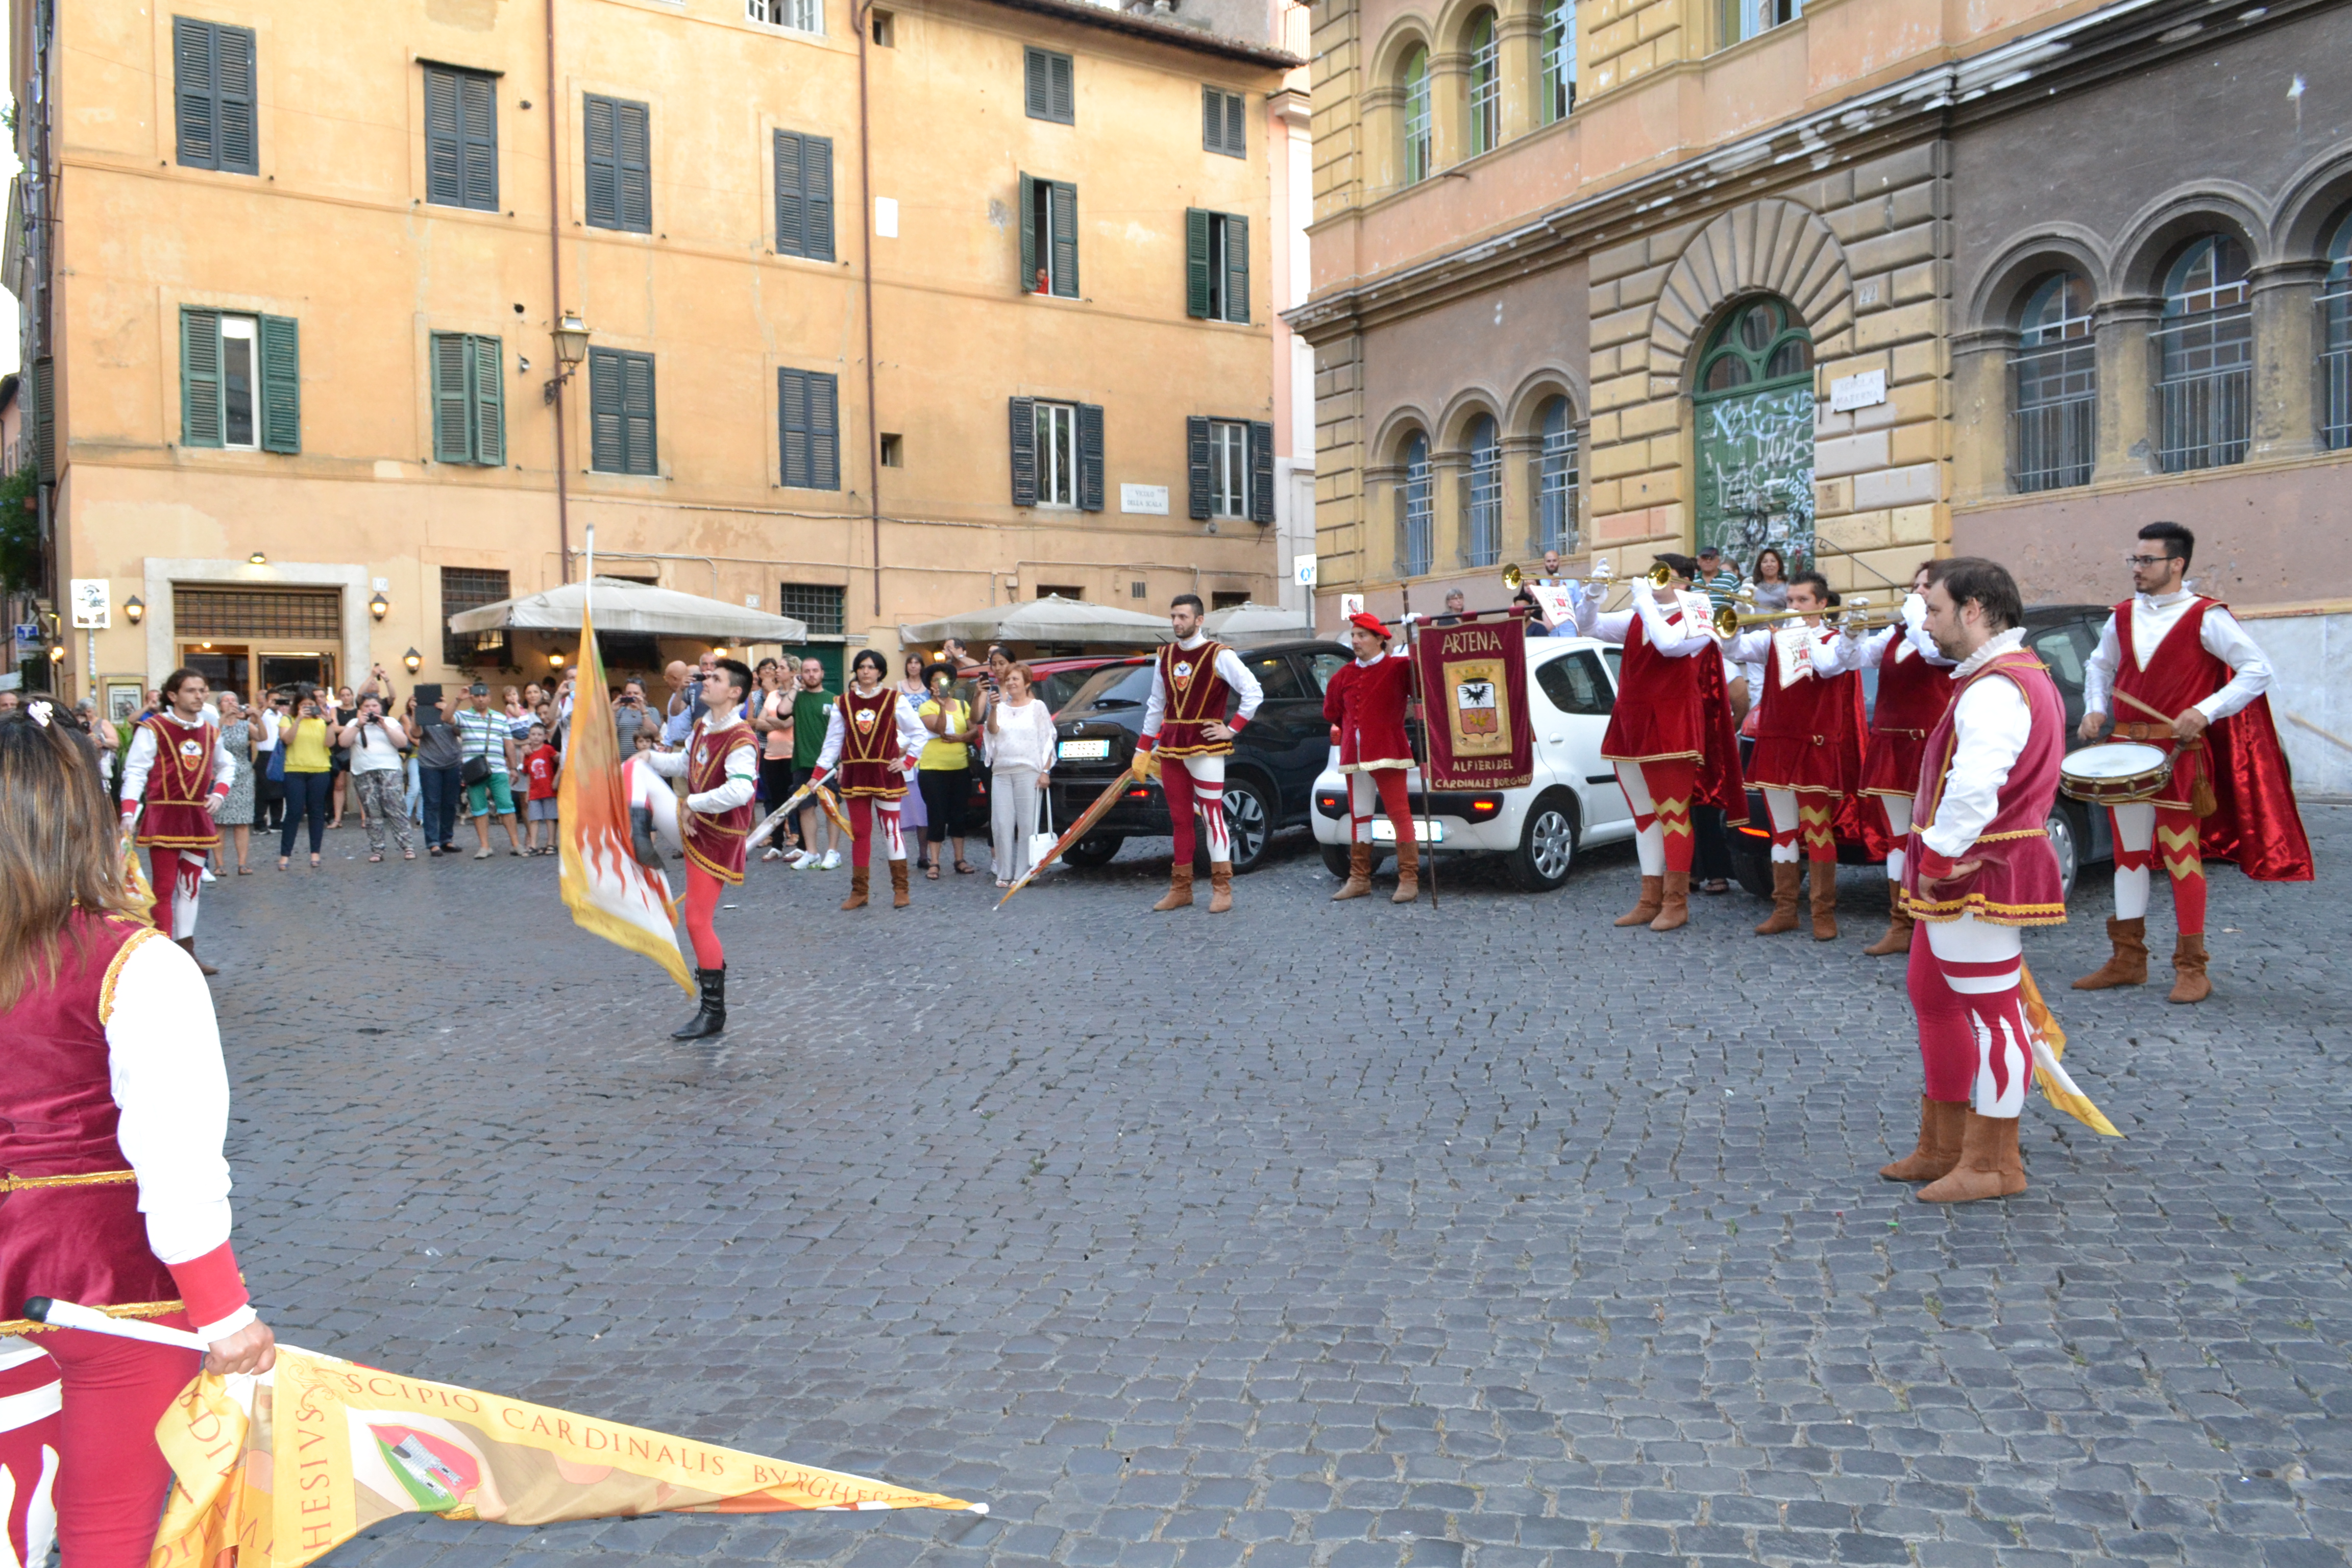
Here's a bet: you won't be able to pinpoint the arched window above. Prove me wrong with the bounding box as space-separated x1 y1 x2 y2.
1540 0 1575 122
2010 271 2096 492
1400 50 1431 187
2155 233 2252 472
2323 209 2351 452
1463 415 1501 567
1696 297 1812 393
1534 397 1579 555
1398 433 1433 577
1466 12 1500 157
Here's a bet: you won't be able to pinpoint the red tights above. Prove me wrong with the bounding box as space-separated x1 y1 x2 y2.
1344 767 1412 845
683 865 725 968
844 796 905 869
28 1316 201 1568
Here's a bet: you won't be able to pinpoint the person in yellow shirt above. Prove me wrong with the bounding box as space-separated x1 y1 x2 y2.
916 664 978 878
276 689 336 870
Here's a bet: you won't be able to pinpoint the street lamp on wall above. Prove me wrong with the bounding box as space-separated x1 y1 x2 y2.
403 647 423 674
248 551 267 566
543 313 591 405
369 591 390 622
124 596 145 624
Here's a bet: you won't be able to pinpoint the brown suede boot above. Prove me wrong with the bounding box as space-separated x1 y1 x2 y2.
1863 904 1914 957
1616 875 1664 927
890 859 911 909
174 935 219 977
2072 916 2147 989
1153 865 1195 912
1754 862 1802 935
841 866 869 911
1879 1097 1967 1182
2168 933 2212 1003
1332 844 1373 901
1649 870 1690 932
1207 862 1234 914
1809 862 1839 941
1918 1112 2027 1202
1390 836 1419 904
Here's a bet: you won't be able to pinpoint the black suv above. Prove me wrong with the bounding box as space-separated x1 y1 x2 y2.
1046 640 1348 873
1729 602 2118 900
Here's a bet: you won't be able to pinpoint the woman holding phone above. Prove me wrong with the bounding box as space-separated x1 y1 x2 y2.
276 687 334 870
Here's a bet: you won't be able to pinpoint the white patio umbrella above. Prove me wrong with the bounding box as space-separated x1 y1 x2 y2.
898 595 1172 647
447 577 808 643
1202 601 1310 642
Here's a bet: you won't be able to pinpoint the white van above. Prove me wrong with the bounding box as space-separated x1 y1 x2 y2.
1308 634 1636 891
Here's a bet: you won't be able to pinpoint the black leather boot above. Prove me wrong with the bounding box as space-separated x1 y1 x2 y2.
671 966 726 1040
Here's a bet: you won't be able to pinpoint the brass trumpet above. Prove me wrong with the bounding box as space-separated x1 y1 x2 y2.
1501 563 1524 591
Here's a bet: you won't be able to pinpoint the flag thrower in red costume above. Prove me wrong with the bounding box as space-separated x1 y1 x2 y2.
1723 570 1869 942
1572 554 1744 933
116 667 235 976
0 702 279 1568
639 657 759 1040
1885 557 2115 1203
1829 565 1955 958
1323 611 1418 904
1129 593 1264 915
2073 521 2313 1004
807 647 930 913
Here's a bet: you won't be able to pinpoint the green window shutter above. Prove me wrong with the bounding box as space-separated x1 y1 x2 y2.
1248 419 1275 523
1024 49 1050 118
1186 414 1211 519
778 366 809 486
258 314 300 453
30 356 55 485
173 19 217 169
431 332 472 461
215 25 256 173
774 130 803 256
1018 173 1038 293
1049 181 1078 299
622 350 656 473
590 347 623 470
1185 208 1211 320
1200 87 1220 153
802 135 834 263
1077 402 1104 512
1224 92 1246 159
1024 48 1072 124
1050 53 1074 121
472 334 505 465
424 68 462 206
809 371 839 490
617 100 651 232
584 95 618 228
1009 396 1037 506
459 72 498 210
1222 212 1249 324
180 307 224 448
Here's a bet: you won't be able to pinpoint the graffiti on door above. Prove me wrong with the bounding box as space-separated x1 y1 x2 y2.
1696 383 1815 569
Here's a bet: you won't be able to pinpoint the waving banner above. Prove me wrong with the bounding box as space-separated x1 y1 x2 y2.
150 1345 983 1564
1414 610 1533 790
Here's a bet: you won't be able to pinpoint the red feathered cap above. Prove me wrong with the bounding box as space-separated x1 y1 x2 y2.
1347 611 1391 642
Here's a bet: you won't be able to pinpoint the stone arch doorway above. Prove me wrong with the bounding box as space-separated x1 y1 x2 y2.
1693 296 1816 572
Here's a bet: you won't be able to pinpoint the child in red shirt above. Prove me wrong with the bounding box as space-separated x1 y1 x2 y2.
522 724 560 854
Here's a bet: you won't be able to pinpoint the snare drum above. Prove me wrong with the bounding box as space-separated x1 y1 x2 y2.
2059 741 2173 805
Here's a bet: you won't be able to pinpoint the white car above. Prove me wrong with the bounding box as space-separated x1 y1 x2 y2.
1309 634 1636 892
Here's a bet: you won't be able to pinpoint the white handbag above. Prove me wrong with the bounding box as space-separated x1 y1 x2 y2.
1028 789 1060 870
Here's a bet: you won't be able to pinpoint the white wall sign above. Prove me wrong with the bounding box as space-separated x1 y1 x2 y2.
1120 483 1169 516
1293 554 1317 587
1339 594 1365 618
69 578 111 630
874 197 899 238
1830 369 1887 413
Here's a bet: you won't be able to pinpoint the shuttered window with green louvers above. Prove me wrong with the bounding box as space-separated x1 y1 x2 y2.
773 130 835 261
589 348 658 474
1018 175 1080 299
1024 48 1074 124
1201 87 1246 157
181 308 299 453
584 94 652 232
777 368 840 490
1185 209 1249 323
431 333 506 466
174 18 257 175
424 66 498 211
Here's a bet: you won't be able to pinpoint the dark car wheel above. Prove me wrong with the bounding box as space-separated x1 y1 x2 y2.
1731 839 1774 899
2046 802 2081 903
1062 833 1123 869
1193 773 1275 873
1507 791 1578 892
1321 842 1355 878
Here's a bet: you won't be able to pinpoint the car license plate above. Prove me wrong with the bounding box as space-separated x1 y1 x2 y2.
1371 819 1441 843
1058 738 1111 761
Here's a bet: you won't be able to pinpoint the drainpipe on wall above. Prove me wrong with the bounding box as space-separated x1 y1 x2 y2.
545 0 573 583
855 0 883 620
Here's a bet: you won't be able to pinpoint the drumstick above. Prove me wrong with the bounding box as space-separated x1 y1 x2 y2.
2112 690 2185 728
2289 713 2352 754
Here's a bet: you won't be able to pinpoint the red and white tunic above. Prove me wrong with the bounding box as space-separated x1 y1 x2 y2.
644 706 758 884
119 712 234 849
1830 605 1956 798
1900 631 2067 927
1727 622 1866 795
2084 592 2266 812
1584 584 1716 764
814 687 928 799
1322 648 1412 771
0 912 253 1345
1137 636 1263 760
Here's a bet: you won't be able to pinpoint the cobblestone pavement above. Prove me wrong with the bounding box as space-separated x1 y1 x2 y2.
200 807 2352 1568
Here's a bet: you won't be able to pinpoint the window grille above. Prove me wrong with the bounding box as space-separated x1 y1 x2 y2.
1398 435 1432 578
175 587 341 640
440 567 511 666
2155 235 2252 473
2323 213 2351 452
1463 417 1501 567
1535 400 1579 555
2010 272 2096 492
1466 14 1499 156
1401 51 1430 187
1540 0 1575 122
778 582 846 635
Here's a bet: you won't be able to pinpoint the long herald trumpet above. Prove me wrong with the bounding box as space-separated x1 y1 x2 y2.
1711 592 1904 638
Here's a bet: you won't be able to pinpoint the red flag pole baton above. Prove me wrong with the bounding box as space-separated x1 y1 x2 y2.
1405 613 1438 910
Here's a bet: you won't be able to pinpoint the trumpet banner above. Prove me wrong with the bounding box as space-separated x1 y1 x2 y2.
150 1346 981 1565
557 604 694 993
